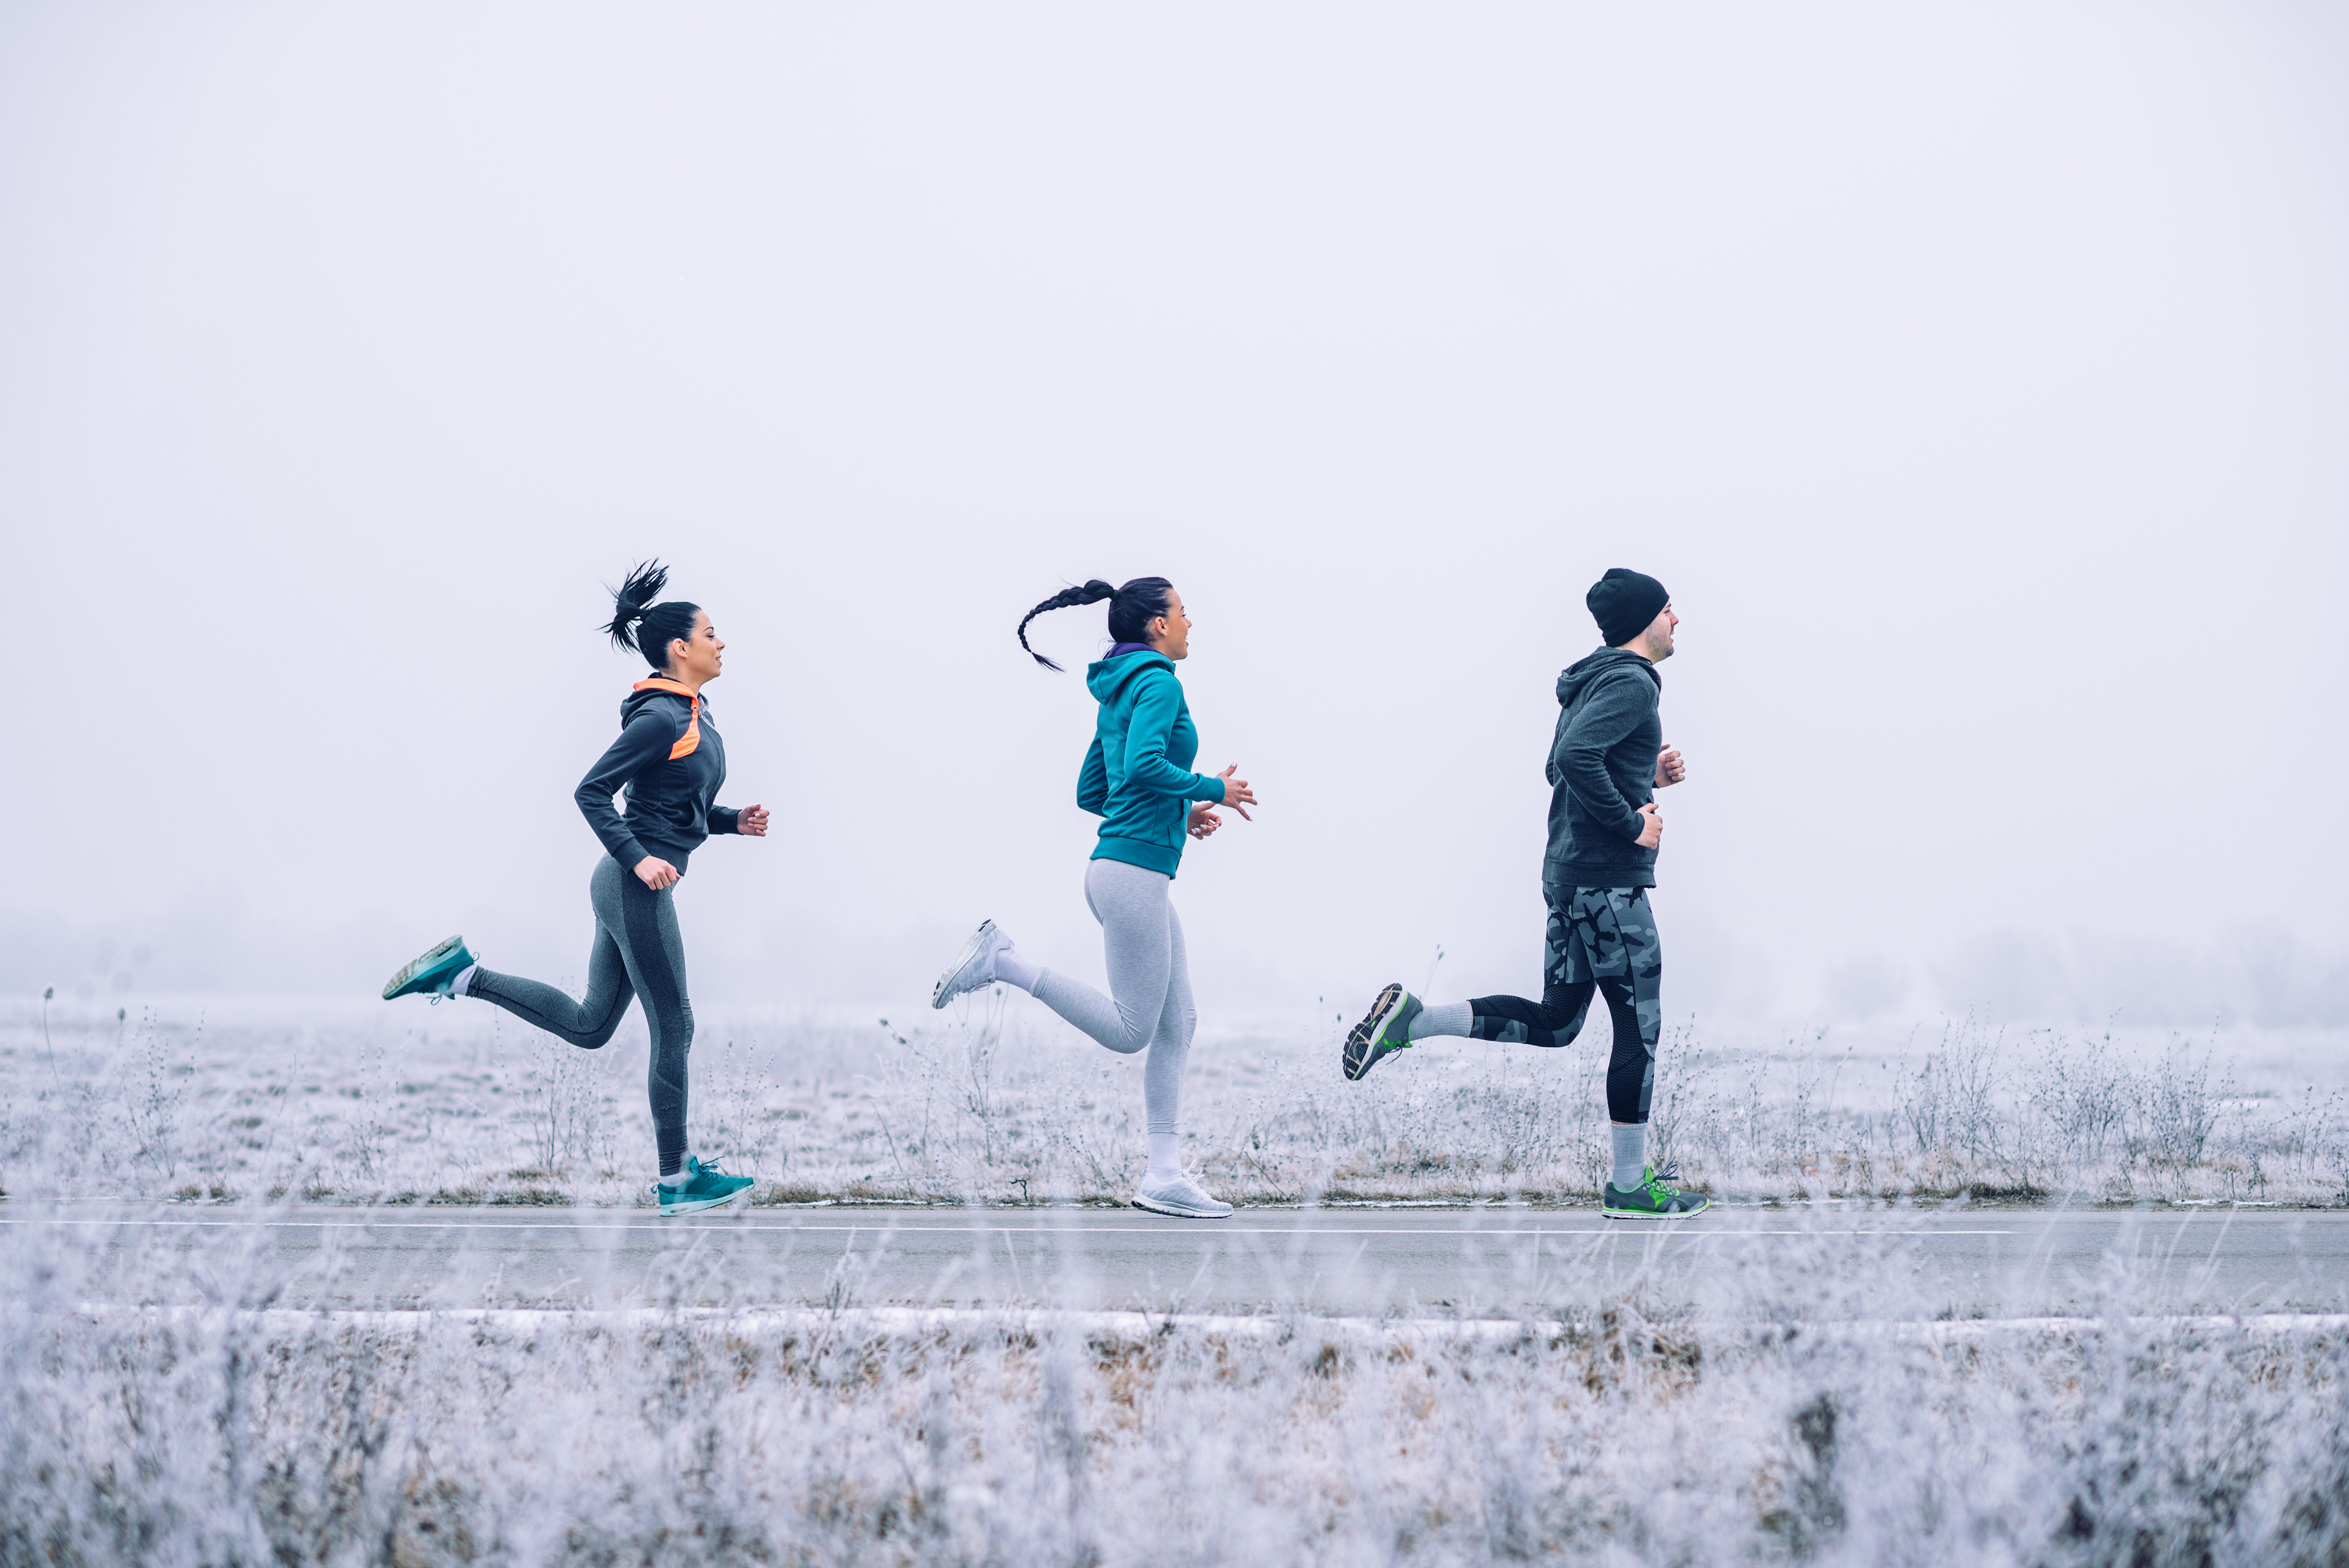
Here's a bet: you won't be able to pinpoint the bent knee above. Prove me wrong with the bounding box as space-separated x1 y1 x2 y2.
577 1003 631 1049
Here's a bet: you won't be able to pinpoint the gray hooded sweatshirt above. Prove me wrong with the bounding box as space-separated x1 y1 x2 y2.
1543 646 1663 888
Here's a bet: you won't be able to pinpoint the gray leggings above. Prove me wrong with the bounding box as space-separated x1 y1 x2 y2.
467 855 695 1176
1031 858 1196 1136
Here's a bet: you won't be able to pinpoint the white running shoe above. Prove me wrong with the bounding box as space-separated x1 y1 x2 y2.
1132 1172 1234 1219
931 919 1006 1009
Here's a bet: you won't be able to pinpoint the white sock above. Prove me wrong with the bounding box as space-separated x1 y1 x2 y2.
1409 999 1472 1040
1610 1124 1647 1192
993 941 1041 992
449 964 478 998
1146 1132 1181 1181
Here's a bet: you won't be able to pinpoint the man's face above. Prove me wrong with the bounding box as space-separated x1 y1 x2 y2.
1640 604 1677 661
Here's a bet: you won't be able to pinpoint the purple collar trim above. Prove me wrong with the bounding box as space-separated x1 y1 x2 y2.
1105 641 1158 659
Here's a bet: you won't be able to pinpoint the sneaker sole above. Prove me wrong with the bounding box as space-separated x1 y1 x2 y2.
659 1187 753 1216
383 935 466 1000
1602 1200 1711 1220
1342 984 1404 1081
1130 1196 1234 1219
930 920 996 1009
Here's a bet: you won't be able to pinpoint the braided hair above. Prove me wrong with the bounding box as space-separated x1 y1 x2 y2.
1016 577 1175 672
602 560 702 674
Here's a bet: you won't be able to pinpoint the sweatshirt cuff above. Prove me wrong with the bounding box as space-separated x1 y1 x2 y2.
611 837 652 870
709 807 740 835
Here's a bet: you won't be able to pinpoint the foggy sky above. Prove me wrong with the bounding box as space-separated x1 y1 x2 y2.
3 2 2344 1024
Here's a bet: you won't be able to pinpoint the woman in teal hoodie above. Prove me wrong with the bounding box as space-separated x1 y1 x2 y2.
932 577 1257 1218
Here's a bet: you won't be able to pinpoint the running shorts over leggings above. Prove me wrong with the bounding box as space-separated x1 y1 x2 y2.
1028 858 1197 1136
1469 880 1663 1124
467 856 695 1174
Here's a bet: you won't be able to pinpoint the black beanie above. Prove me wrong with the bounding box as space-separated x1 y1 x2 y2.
1587 568 1670 646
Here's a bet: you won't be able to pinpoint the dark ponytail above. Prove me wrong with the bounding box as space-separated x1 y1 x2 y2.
602 559 702 674
1015 576 1174 672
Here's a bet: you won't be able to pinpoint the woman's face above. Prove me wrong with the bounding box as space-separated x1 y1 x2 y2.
1146 590 1191 660
668 611 725 686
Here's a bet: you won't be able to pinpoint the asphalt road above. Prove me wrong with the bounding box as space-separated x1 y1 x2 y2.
11 1201 2347 1315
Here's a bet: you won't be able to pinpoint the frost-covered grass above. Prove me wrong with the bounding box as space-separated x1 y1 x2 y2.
5 1208 2349 1566
3 993 2346 1208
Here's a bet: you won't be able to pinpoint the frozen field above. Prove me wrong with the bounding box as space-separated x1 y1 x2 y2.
7 995 2349 1565
6 1205 2349 1566
3 991 2345 1209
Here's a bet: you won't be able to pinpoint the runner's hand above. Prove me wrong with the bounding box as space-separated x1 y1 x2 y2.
1655 745 1686 788
1187 804 1222 840
1214 764 1256 820
1633 803 1663 848
737 805 769 838
636 856 682 891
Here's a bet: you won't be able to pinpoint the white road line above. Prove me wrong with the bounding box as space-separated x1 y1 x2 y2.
0 1217 2017 1237
45 1304 2349 1343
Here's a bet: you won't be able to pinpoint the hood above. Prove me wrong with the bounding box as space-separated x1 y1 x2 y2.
1086 647 1174 704
1557 646 1659 708
622 679 703 724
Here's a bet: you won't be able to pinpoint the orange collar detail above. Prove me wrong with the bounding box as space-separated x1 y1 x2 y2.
631 678 701 761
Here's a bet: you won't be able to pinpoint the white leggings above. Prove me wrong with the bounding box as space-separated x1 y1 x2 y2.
1030 858 1196 1135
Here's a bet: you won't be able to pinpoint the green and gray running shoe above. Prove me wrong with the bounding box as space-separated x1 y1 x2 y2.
1602 1165 1710 1219
1343 984 1422 1082
656 1156 755 1216
382 935 475 1001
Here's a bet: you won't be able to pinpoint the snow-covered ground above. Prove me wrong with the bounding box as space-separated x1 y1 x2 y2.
6 1207 2348 1566
7 994 2348 1563
4 992 2344 1208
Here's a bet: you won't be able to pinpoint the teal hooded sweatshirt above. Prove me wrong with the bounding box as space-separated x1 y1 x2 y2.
1076 649 1227 878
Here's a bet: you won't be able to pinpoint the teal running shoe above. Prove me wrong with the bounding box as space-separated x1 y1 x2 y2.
656 1156 756 1216
1602 1165 1711 1219
382 935 475 1001
1343 984 1421 1082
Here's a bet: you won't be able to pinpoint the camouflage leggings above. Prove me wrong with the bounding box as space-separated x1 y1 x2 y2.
1469 883 1663 1124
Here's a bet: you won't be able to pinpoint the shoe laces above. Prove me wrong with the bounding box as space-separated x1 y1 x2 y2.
950 944 997 997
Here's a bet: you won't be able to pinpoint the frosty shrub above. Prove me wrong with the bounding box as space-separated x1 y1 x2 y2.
2 997 2345 1207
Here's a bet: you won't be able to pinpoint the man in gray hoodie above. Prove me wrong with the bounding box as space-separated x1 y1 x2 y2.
1342 567 1707 1219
